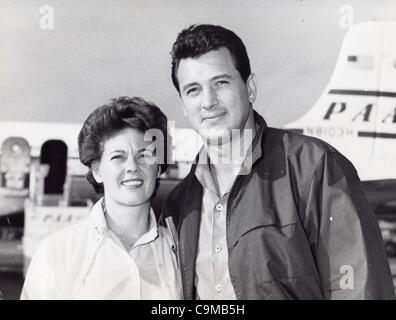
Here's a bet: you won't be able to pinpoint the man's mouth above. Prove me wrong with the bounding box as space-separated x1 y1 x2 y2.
202 112 225 121
121 179 143 187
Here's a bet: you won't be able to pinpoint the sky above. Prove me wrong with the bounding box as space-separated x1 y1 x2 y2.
1 0 396 128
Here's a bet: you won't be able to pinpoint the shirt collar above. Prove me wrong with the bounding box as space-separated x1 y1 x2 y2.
89 198 109 236
195 148 218 195
89 197 160 245
133 208 159 247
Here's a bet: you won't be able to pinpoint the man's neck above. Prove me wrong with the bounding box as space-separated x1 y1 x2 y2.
205 109 256 196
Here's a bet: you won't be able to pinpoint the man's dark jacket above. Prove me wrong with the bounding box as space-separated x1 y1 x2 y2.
161 112 395 300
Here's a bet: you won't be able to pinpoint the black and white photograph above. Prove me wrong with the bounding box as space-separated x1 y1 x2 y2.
1 0 396 305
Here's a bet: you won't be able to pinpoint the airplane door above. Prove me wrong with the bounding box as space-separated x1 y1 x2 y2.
0 137 30 191
0 137 31 216
40 140 67 194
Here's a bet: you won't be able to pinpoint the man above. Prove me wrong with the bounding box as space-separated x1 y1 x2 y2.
162 24 395 299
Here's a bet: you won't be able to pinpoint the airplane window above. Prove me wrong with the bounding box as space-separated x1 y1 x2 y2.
347 55 357 62
11 144 22 155
346 55 373 70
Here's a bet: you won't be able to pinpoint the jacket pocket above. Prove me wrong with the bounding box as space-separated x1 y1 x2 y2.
256 271 324 300
229 222 323 299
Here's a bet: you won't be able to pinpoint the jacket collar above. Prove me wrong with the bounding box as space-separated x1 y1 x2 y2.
246 111 268 172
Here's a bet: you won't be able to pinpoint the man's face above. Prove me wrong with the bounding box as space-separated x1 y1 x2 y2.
176 47 256 143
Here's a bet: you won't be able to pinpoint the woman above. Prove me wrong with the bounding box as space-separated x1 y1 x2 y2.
21 96 181 299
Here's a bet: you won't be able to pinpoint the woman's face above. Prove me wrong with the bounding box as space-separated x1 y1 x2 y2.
92 127 160 207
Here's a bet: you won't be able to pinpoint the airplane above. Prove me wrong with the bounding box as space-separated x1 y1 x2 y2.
284 20 396 210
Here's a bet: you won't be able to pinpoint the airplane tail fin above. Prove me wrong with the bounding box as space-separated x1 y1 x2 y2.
284 21 396 180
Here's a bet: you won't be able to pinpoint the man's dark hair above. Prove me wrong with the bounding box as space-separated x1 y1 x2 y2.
171 24 251 92
78 96 170 194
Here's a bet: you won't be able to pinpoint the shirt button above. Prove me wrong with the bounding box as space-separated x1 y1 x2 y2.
214 244 222 253
215 284 222 292
215 204 223 211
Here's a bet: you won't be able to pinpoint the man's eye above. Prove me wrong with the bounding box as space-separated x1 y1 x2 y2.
216 80 229 86
111 155 123 160
186 87 200 96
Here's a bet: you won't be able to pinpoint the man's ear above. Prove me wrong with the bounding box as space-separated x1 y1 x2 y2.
91 161 103 183
157 166 162 179
247 73 257 104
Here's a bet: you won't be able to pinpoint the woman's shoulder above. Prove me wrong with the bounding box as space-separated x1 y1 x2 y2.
39 219 90 253
26 220 91 277
22 220 92 299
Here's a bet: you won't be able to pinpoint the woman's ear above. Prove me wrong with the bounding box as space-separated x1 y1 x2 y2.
92 161 103 183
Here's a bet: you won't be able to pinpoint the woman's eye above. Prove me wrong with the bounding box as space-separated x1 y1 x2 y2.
139 152 152 159
137 151 155 163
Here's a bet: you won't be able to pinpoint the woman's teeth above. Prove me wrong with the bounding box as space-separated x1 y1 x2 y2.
121 180 143 186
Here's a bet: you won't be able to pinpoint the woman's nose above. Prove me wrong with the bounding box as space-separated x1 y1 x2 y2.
125 156 139 173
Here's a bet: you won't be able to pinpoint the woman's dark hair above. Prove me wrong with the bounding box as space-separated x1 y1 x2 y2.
171 24 251 92
78 96 170 194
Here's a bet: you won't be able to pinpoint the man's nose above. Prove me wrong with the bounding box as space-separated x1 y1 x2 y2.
201 87 218 110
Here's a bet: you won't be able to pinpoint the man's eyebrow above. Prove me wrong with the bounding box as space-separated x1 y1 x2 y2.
212 73 232 81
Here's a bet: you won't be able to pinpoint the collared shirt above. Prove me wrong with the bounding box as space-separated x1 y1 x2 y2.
194 148 238 300
21 199 181 300
194 116 262 300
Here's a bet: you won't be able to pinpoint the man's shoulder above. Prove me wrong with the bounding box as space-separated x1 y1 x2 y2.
264 127 356 177
161 170 200 220
266 127 340 159
167 170 197 197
